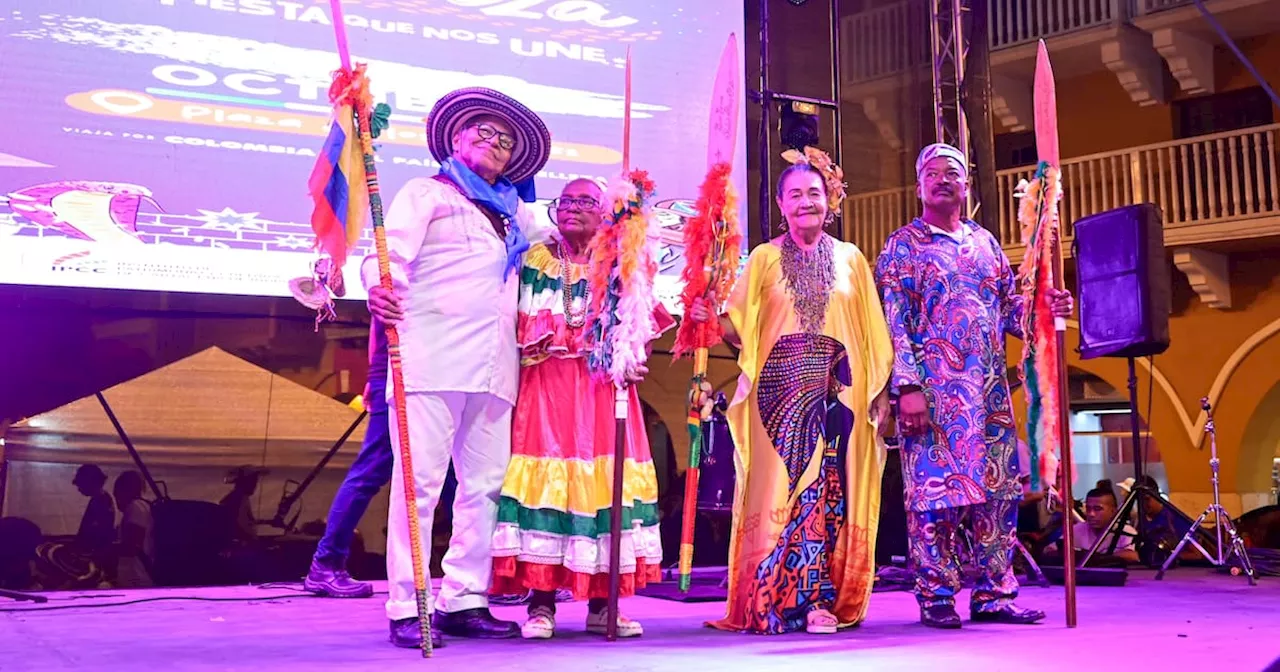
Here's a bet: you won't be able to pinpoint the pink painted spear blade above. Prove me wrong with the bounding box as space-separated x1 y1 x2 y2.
1034 40 1060 169
1033 38 1076 628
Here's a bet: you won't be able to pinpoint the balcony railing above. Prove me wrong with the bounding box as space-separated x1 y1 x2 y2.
1135 0 1193 14
845 124 1280 260
840 2 930 85
990 0 1117 49
842 0 1194 84
844 186 917 260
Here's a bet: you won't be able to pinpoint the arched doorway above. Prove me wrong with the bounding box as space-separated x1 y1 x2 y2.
639 399 677 507
1237 381 1280 509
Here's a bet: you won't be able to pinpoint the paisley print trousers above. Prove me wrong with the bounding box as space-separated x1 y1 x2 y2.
906 498 1019 611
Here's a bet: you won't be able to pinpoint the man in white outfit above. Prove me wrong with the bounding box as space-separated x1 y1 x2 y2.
361 87 555 649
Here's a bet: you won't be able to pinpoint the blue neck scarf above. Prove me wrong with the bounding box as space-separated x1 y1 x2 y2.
438 156 535 280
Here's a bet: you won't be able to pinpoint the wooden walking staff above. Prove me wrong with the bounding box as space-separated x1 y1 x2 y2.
605 47 633 643
608 379 627 643
585 46 661 641
327 0 434 656
1021 40 1077 627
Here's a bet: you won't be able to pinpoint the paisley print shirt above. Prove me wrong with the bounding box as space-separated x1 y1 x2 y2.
874 219 1025 511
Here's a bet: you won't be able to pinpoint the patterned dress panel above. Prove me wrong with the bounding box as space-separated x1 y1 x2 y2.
756 333 849 495
874 220 1025 512
742 332 853 634
745 443 847 634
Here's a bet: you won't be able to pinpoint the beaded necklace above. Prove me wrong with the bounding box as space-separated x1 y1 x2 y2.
553 242 591 328
779 232 835 334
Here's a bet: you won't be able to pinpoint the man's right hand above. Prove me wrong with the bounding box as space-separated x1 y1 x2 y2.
368 286 404 325
897 389 930 436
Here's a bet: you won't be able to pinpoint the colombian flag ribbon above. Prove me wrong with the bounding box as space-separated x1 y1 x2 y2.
308 66 372 271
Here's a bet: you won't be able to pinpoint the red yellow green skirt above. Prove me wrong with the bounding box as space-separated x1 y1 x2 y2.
491 356 662 599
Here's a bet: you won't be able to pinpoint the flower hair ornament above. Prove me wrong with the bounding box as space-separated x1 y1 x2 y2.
781 146 847 213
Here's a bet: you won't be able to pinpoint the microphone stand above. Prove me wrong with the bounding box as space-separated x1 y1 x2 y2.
268 410 368 532
1155 397 1256 584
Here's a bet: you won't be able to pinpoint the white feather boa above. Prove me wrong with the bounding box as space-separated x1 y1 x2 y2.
588 172 660 388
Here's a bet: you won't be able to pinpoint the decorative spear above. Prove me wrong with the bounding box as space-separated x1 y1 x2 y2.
672 33 743 593
307 0 433 656
584 47 661 641
1016 39 1077 628
608 47 631 643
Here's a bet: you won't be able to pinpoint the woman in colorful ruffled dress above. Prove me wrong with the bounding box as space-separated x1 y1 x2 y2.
491 178 673 639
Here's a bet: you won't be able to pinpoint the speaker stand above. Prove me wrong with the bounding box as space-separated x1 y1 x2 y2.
1079 356 1194 569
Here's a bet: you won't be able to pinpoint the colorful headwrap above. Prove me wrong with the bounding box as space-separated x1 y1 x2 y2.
781 145 847 212
915 142 969 179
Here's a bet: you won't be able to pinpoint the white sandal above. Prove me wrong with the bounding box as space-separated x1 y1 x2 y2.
806 608 838 634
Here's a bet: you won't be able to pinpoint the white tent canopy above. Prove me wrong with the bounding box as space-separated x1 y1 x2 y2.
1 347 387 552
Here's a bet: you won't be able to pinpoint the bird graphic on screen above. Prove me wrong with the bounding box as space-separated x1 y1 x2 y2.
5 181 161 246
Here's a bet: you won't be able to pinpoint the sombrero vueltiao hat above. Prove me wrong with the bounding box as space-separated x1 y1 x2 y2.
426 88 551 185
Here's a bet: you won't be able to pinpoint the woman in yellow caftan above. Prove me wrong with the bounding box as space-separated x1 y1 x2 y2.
689 153 894 635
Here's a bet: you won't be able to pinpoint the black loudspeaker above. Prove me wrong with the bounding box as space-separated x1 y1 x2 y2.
1074 203 1171 360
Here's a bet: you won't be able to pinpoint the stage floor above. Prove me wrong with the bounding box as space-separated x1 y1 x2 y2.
2 569 1277 671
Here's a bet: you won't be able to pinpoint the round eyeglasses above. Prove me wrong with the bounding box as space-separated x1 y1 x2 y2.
472 123 516 151
549 196 601 212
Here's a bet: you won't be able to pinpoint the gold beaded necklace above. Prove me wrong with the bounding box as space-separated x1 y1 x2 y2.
553 242 591 328
779 232 835 334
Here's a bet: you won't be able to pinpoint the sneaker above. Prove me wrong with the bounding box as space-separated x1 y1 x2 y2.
585 609 643 637
521 605 556 639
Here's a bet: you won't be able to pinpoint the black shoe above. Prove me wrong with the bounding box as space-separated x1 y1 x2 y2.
389 617 445 649
435 607 520 639
920 604 962 629
304 559 374 598
970 604 1046 624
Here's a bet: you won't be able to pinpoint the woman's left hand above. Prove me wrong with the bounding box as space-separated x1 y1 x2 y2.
625 363 649 384
870 389 890 433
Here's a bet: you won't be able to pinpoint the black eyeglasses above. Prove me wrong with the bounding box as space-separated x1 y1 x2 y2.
550 196 600 212
471 123 516 151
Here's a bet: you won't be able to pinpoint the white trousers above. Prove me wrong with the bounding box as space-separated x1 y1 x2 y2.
384 391 513 621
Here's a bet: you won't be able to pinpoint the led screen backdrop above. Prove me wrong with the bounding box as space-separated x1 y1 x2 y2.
0 0 747 309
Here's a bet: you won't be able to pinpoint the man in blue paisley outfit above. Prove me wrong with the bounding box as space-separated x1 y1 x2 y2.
874 143 1073 629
